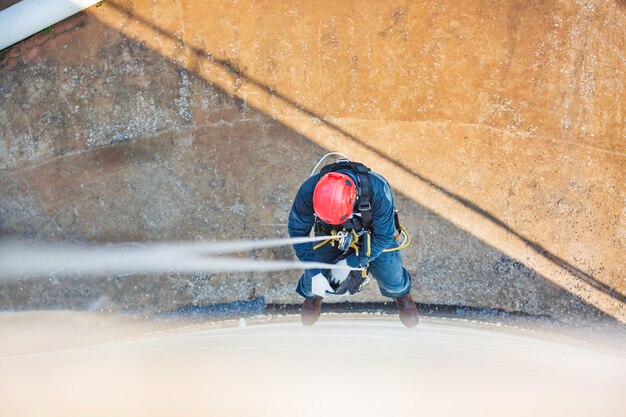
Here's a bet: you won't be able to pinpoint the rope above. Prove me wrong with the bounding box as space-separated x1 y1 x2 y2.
309 152 349 176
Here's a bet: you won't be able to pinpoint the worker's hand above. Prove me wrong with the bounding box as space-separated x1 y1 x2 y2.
330 259 350 286
335 270 364 295
311 273 334 297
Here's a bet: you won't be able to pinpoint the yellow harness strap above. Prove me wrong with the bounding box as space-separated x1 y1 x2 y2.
312 230 338 250
313 225 411 253
382 225 411 253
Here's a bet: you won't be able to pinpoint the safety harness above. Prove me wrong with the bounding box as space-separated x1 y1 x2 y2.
312 159 410 257
320 160 374 230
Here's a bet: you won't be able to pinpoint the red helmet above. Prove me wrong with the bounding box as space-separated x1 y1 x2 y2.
313 172 357 225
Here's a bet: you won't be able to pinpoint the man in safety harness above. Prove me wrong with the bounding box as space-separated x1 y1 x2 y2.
288 157 419 328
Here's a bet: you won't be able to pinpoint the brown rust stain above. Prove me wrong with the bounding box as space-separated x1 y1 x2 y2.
0 0 624 320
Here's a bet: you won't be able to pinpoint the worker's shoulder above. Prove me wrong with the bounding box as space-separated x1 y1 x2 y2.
298 173 322 195
368 171 391 188
368 171 394 205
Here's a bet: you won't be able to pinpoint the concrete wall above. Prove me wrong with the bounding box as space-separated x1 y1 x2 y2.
0 0 623 325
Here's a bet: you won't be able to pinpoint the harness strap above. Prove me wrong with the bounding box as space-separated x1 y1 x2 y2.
313 160 412 256
320 161 373 230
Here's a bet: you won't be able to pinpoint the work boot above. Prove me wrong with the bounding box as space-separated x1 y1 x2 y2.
301 297 323 326
394 293 419 328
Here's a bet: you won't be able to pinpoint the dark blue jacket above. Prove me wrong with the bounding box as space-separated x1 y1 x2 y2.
288 168 397 282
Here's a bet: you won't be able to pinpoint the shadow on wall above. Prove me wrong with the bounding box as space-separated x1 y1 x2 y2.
0 2 621 327
99 2 624 309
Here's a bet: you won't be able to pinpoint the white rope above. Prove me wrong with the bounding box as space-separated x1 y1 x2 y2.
309 152 349 176
144 235 340 255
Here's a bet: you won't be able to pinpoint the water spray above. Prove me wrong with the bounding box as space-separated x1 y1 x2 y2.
0 236 362 280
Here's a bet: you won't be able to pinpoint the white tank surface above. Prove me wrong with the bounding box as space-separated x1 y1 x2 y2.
0 0 101 51
0 312 624 417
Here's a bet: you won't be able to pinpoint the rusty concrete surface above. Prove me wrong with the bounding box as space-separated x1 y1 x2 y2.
0 1 624 325
0 0 20 12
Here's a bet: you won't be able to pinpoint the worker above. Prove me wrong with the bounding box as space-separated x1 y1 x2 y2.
288 159 419 327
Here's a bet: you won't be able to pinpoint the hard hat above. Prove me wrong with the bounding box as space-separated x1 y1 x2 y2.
313 172 357 225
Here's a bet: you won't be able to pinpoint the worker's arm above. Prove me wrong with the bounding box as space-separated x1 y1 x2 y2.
288 175 322 280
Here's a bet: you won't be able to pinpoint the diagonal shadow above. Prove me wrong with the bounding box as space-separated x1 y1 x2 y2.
105 0 624 306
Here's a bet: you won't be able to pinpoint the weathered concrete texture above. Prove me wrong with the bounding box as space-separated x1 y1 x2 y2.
0 1 623 325
0 0 20 12
0 76 594 320
47 0 623 316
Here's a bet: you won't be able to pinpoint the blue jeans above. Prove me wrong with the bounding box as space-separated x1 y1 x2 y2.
296 242 411 299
